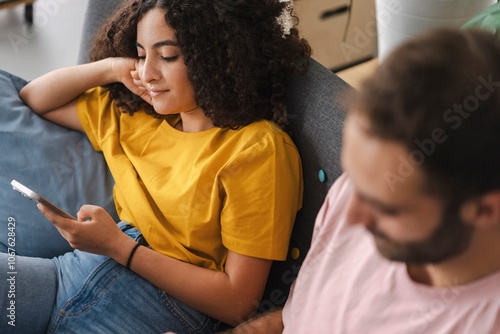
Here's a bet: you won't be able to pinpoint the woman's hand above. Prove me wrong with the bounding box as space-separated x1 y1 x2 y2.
37 203 130 258
111 58 153 105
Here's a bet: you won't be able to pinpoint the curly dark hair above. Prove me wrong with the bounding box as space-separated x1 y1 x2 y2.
89 0 311 130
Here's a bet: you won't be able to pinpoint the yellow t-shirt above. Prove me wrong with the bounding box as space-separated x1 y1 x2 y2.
77 87 303 271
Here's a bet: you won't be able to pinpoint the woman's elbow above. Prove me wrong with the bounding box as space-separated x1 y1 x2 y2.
224 298 261 327
19 85 29 105
19 84 41 113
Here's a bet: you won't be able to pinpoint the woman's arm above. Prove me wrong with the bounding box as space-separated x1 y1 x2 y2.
38 204 273 326
132 244 272 326
19 58 139 131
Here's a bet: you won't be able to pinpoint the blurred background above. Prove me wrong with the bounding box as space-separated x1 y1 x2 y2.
0 0 88 80
0 0 498 87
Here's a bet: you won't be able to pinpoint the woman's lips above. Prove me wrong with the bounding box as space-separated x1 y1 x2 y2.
149 90 169 98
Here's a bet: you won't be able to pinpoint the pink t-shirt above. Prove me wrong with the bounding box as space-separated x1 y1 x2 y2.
283 173 500 333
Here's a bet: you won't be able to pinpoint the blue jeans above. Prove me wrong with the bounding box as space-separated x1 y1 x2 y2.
0 222 216 334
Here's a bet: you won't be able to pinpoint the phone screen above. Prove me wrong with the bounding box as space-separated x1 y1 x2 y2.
11 180 76 220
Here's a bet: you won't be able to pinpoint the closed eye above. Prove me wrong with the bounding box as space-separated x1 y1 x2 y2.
161 55 179 62
375 205 401 216
356 191 404 216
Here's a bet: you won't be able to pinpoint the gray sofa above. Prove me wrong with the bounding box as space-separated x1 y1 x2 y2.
78 0 349 316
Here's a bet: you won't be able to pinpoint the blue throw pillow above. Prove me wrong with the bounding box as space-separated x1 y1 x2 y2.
0 70 117 258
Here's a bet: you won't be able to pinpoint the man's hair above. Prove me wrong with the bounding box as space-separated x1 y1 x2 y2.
353 28 500 203
89 0 311 130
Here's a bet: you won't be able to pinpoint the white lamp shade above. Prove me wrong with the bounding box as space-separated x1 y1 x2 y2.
376 0 497 60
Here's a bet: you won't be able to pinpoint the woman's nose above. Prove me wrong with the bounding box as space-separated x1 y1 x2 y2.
140 57 160 83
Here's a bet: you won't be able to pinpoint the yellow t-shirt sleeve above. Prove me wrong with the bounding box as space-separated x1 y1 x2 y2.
220 130 303 261
76 86 117 152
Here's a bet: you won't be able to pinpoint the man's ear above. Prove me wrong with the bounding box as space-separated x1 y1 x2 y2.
460 191 500 229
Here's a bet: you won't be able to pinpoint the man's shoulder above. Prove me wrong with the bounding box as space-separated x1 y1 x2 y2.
305 173 371 268
313 173 354 232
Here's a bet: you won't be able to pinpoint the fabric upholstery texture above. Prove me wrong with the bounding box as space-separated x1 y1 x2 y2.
0 70 118 258
77 0 123 64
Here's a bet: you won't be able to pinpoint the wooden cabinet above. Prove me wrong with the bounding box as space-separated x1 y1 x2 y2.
294 0 377 71
0 0 35 24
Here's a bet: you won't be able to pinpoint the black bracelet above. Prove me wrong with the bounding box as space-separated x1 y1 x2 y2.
126 243 142 270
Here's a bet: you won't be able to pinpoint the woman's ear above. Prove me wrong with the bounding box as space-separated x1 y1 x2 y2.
460 191 500 229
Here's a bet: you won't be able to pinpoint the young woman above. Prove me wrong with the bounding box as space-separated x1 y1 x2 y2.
0 0 310 333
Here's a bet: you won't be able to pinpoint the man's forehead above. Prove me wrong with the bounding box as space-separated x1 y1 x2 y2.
342 113 428 204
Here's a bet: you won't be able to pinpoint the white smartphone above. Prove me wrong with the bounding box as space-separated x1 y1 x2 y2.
11 180 76 220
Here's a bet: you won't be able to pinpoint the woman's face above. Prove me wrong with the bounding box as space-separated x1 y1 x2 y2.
135 8 198 115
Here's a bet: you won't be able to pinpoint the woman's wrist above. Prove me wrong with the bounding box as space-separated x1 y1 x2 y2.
108 233 138 266
108 57 136 85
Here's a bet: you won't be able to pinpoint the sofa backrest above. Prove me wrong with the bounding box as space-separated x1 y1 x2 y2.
260 58 349 312
77 0 123 64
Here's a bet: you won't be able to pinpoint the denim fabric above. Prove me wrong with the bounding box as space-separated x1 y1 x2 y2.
1 222 215 334
0 253 57 334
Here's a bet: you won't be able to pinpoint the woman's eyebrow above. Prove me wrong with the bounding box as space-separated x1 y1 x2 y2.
135 40 179 49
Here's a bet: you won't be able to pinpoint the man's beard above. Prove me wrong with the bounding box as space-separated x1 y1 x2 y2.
368 204 474 264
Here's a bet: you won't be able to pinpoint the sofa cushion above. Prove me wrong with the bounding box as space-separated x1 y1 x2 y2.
0 70 117 258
